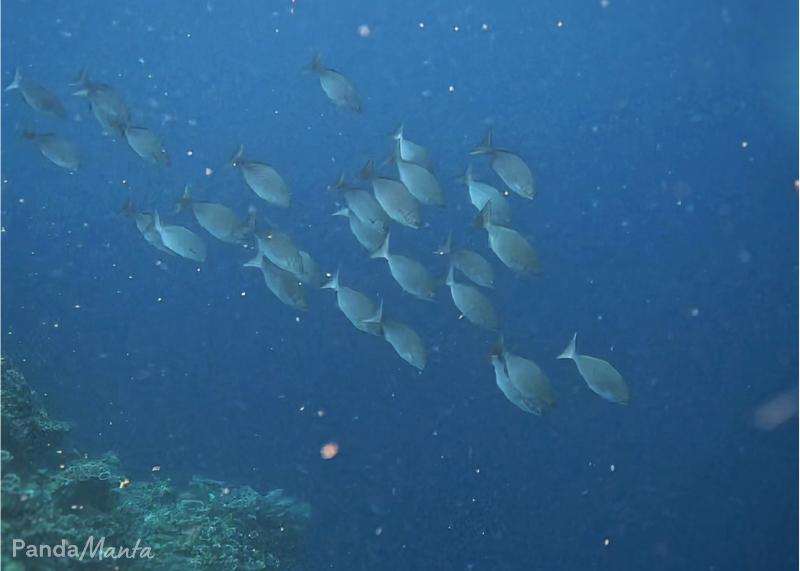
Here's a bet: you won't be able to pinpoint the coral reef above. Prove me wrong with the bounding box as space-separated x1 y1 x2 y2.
1 361 311 570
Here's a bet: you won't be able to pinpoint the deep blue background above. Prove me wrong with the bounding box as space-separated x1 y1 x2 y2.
2 1 797 569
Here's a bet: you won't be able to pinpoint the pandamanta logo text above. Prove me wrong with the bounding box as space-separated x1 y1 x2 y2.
12 537 155 561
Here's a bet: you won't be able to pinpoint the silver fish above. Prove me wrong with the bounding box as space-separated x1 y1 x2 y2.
120 199 172 254
153 211 207 262
370 233 436 301
557 332 629 405
392 124 432 168
321 269 382 336
255 229 304 277
306 54 362 112
332 207 386 253
329 173 389 233
364 300 427 371
435 232 495 289
229 145 291 208
471 130 535 199
124 126 169 166
71 69 130 137
462 165 512 225
445 264 499 331
5 68 65 117
478 205 541 276
175 186 253 244
244 253 307 311
494 338 557 415
361 160 423 229
394 143 445 207
22 129 79 171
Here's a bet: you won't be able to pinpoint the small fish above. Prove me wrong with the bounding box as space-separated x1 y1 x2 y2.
557 332 629 405
329 173 389 233
244 253 307 311
120 199 172 254
461 165 512 225
393 142 445 207
321 268 382 336
22 129 79 171
360 160 423 229
435 232 495 289
490 354 531 414
477 204 541 276
471 130 535 199
364 299 427 371
152 211 207 262
305 54 362 112
175 186 253 244
71 69 130 138
445 264 499 331
493 338 556 415
124 126 169 166
332 207 386 253
229 144 291 208
5 67 66 117
370 233 436 301
255 228 304 277
392 124 432 168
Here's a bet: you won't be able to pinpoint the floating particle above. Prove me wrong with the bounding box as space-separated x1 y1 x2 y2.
186 150 193 156
603 538 611 546
418 22 425 29
448 85 455 92
482 23 489 31
453 25 460 32
609 464 615 472
741 140 749 148
151 465 161 472
358 24 371 37
600 0 610 7
119 478 131 489
320 441 339 460
690 307 699 317
557 20 564 28
204 167 213 176
375 526 383 536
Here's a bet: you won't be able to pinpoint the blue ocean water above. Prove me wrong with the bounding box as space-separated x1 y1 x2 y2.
1 0 797 569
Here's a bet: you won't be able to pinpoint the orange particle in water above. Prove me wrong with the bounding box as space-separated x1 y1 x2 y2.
320 442 339 460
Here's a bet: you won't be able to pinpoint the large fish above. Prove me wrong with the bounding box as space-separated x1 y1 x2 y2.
392 124 432 169
244 253 307 311
329 173 389 233
393 142 445 207
493 338 556 415
461 165 512 225
124 126 170 166
120 199 172 254
435 233 495 289
71 69 130 138
332 207 386 253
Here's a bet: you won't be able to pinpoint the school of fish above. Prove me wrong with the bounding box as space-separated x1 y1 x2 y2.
6 55 631 415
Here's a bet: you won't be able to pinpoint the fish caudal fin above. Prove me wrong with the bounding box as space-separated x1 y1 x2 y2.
228 144 244 167
370 232 390 260
320 267 340 290
470 129 494 156
557 332 578 360
5 67 21 92
175 185 192 213
363 298 384 325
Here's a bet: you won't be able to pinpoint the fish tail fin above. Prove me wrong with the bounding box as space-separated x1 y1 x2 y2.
153 210 163 232
470 129 494 156
359 160 375 181
227 144 244 167
331 207 349 217
434 231 453 256
175 185 192 213
321 266 340 290
304 53 323 73
369 232 390 260
445 262 455 286
5 67 21 92
328 172 349 192
243 252 263 269
557 332 578 360
119 198 136 217
69 67 89 87
475 203 492 229
363 298 384 325
391 123 405 141
246 206 257 233
455 164 475 186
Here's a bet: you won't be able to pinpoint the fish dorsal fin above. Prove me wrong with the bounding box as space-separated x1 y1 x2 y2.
445 262 455 286
476 203 493 229
392 123 405 141
557 332 578 360
434 231 453 256
359 160 375 181
175 185 192 213
331 207 350 218
5 67 21 92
